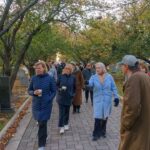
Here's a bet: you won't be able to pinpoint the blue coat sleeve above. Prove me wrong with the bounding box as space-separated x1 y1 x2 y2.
49 77 56 100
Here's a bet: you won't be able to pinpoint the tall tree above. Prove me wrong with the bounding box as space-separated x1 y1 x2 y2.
0 0 105 89
0 0 39 37
112 0 150 60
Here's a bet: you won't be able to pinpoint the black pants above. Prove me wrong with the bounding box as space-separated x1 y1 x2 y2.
85 90 93 104
59 105 70 127
73 105 80 113
38 120 47 148
93 118 108 137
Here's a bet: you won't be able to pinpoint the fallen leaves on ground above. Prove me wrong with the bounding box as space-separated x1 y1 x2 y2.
0 99 31 150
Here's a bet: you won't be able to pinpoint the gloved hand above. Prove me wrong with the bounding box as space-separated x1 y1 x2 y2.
114 98 119 107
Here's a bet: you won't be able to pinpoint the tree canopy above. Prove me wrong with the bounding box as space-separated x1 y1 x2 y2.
0 0 150 90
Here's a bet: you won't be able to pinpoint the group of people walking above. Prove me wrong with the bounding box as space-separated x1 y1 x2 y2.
28 55 150 150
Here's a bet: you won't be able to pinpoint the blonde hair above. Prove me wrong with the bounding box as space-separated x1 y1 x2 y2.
95 62 107 73
34 60 48 73
139 62 148 73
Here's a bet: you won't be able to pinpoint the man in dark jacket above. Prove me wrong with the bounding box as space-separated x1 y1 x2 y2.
82 63 95 105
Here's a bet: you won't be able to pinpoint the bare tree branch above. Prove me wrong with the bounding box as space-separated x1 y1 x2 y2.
10 24 42 89
10 15 24 51
0 0 14 30
0 0 39 37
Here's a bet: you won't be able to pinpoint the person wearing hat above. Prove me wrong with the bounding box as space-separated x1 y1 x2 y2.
56 64 76 134
118 55 150 150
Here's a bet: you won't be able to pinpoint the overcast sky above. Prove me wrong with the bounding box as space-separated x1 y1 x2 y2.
0 0 125 5
0 0 124 18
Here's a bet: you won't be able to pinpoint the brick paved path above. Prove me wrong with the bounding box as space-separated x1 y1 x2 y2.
17 99 121 150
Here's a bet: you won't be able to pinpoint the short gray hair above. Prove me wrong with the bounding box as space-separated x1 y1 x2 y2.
95 62 107 73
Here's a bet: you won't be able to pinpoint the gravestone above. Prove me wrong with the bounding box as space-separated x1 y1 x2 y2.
17 69 29 86
12 65 30 96
0 76 12 112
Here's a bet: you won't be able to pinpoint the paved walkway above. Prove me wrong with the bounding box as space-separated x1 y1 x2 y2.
15 98 121 150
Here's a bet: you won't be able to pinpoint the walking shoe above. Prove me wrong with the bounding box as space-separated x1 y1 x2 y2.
64 125 69 130
60 127 65 134
38 147 45 150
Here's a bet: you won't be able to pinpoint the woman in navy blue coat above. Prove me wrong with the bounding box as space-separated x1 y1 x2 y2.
28 61 56 150
56 64 76 134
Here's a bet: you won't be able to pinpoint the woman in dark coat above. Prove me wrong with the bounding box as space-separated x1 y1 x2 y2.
56 64 76 134
28 61 56 150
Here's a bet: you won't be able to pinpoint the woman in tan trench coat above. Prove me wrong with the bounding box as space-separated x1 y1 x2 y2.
119 55 150 150
71 63 84 113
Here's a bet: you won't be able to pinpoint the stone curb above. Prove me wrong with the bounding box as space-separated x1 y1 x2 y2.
0 97 31 140
6 105 32 150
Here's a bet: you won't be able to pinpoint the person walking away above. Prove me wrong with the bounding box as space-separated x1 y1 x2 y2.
71 62 84 113
88 62 119 141
28 61 56 150
56 64 76 134
118 55 150 150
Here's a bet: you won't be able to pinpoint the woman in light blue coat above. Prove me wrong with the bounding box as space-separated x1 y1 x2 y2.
88 62 119 141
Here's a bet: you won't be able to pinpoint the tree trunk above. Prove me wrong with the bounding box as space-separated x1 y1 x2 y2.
2 47 12 76
0 0 39 37
10 27 41 90
3 60 11 76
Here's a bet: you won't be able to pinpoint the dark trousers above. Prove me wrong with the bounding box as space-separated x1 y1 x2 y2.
93 118 108 137
73 105 80 113
59 105 70 127
85 90 93 104
38 120 47 147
